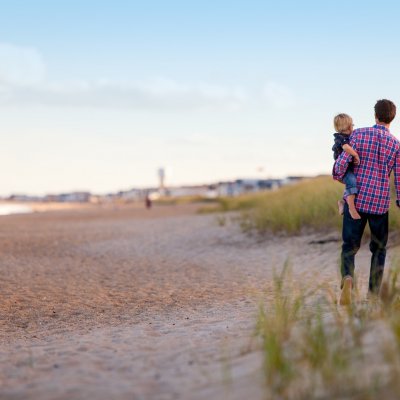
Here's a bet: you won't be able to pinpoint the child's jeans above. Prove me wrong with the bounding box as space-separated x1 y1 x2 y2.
343 168 358 197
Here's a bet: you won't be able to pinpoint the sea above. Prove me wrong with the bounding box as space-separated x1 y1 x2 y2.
0 204 33 216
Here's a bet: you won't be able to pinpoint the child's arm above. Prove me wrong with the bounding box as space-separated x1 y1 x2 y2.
342 144 360 165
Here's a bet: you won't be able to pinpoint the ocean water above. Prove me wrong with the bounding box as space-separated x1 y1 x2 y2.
0 204 33 216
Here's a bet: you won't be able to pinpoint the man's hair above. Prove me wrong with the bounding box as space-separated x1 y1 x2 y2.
334 113 353 133
375 99 396 124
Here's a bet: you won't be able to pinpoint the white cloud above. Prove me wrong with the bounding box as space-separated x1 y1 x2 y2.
264 82 295 109
0 43 247 111
0 77 247 111
0 43 46 86
0 43 297 113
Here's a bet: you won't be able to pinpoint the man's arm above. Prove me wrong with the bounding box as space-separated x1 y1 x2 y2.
334 151 352 180
342 144 360 165
393 149 400 207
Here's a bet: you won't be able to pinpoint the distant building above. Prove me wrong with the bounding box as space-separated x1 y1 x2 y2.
5 175 307 204
44 192 91 202
7 194 43 202
217 179 284 197
166 185 216 198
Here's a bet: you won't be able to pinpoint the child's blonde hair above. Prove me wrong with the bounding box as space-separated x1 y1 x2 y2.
334 113 353 133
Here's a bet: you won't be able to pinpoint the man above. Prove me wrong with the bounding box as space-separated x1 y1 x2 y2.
334 99 400 305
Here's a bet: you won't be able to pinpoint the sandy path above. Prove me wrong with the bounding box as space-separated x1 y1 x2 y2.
0 204 386 399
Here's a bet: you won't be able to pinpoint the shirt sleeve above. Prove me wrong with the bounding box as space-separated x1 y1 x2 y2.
393 149 400 203
334 134 357 180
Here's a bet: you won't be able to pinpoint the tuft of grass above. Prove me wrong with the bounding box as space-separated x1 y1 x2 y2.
207 176 400 235
215 215 227 227
255 262 400 399
255 266 305 396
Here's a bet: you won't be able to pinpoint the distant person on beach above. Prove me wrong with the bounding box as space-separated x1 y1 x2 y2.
332 113 361 220
334 99 400 305
145 195 152 210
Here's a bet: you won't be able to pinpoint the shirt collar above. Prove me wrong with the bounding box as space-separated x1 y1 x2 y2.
373 124 390 132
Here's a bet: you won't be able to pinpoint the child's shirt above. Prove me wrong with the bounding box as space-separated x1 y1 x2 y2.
332 133 350 160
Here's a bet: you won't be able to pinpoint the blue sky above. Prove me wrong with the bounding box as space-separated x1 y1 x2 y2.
1 0 400 195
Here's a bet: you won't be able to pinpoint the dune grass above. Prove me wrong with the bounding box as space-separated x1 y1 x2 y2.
255 264 400 399
155 195 218 206
204 176 400 235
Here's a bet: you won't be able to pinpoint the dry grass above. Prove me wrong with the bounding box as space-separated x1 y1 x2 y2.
255 263 400 399
203 176 400 235
155 195 218 206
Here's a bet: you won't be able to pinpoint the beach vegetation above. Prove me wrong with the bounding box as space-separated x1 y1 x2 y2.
155 195 218 206
202 176 400 235
254 263 400 399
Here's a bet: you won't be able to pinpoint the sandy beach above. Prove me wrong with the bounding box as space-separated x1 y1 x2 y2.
0 203 389 399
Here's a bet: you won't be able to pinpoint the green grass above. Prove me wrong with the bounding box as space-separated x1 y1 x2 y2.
155 195 218 206
203 176 400 235
255 263 400 399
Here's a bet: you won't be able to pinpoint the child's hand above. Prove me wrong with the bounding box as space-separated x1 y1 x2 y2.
353 154 360 165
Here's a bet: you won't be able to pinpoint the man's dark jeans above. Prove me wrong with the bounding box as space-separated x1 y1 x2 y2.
341 202 388 293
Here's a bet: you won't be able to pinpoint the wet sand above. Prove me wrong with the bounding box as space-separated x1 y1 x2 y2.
0 203 387 399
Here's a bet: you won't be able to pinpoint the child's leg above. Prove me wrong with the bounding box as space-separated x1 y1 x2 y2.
343 170 360 219
346 194 361 219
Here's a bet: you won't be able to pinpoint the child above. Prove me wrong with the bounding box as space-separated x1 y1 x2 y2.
332 113 361 220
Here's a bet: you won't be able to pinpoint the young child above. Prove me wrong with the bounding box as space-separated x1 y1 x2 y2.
332 113 361 220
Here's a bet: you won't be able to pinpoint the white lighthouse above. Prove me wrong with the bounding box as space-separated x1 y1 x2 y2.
158 167 166 196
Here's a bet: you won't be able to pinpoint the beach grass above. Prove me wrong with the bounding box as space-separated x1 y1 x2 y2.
202 176 400 234
155 195 218 206
255 263 400 399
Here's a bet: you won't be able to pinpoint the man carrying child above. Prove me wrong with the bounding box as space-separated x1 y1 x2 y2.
334 99 400 305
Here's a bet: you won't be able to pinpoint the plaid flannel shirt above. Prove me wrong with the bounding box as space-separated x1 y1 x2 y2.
333 124 400 214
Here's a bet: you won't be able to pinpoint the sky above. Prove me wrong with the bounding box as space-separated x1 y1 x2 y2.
2 0 400 195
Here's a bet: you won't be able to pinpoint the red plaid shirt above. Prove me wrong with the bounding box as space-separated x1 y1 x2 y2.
334 124 400 214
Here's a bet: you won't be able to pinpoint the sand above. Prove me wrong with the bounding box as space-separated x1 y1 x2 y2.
0 203 390 399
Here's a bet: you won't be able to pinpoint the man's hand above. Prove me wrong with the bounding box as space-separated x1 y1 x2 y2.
353 154 360 165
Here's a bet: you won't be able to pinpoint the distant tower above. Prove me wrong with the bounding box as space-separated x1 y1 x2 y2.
158 167 166 196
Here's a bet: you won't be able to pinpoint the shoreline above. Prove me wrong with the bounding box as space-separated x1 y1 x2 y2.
0 201 94 215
